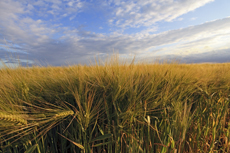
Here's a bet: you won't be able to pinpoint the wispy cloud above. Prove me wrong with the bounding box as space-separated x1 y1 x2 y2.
26 0 84 19
190 17 197 21
108 0 214 28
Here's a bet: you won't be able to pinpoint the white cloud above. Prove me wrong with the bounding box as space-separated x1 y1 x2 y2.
68 1 74 6
62 13 68 17
69 15 77 21
190 17 197 21
28 0 84 18
0 0 86 43
0 0 25 19
108 0 214 28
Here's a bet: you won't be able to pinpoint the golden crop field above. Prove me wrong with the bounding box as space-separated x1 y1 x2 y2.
0 55 229 152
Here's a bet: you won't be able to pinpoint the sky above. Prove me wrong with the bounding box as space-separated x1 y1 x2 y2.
0 0 230 67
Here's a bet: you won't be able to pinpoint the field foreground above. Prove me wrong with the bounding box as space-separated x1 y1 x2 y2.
0 57 230 153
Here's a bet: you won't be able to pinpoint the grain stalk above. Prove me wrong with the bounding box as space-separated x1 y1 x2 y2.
54 110 74 119
0 112 27 125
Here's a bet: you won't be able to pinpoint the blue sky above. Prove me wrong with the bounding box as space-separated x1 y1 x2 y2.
0 0 230 67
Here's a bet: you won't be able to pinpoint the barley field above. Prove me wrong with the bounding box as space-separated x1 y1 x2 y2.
0 55 229 152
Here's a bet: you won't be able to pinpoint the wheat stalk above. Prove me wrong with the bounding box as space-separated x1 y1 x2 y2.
54 110 74 119
0 112 27 125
